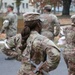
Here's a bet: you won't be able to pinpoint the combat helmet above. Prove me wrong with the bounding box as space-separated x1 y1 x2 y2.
43 5 52 12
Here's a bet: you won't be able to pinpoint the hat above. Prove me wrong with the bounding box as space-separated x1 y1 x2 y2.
44 5 51 10
7 5 14 10
23 12 40 21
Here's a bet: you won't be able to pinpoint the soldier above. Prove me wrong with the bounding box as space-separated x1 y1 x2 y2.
18 12 60 75
0 5 18 39
40 5 60 41
63 15 75 75
1 33 22 61
0 5 18 60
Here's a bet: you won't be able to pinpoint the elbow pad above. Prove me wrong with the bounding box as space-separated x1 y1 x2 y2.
3 20 9 26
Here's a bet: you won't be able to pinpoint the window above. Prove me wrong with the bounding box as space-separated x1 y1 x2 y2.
22 3 25 9
4 2 7 8
26 3 28 9
12 3 14 6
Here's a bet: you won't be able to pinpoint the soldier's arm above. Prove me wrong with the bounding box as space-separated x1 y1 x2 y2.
1 34 22 60
53 16 60 37
0 15 12 33
7 34 21 48
54 22 60 37
0 25 5 33
22 37 32 63
40 46 60 72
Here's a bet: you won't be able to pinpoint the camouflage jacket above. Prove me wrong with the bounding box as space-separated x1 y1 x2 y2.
6 34 22 50
64 26 75 48
40 13 60 40
2 34 22 61
22 31 60 72
1 12 18 38
63 26 75 64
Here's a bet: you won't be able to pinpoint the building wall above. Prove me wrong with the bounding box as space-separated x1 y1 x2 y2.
1 0 34 13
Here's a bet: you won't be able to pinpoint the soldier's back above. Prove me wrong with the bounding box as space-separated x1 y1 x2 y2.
40 13 56 40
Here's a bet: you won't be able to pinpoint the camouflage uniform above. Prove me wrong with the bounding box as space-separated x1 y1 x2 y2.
40 5 60 41
18 31 60 75
1 11 18 38
2 34 22 61
40 13 60 41
63 26 75 75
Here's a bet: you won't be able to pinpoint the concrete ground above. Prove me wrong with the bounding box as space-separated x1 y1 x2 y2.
0 48 68 75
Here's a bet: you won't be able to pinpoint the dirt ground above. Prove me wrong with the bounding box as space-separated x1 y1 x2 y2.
59 18 71 25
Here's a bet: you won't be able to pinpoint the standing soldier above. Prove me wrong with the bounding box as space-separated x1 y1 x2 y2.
0 5 18 60
0 5 18 39
40 5 60 41
63 15 75 75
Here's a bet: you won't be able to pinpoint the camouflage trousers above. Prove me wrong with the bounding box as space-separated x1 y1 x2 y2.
18 63 44 75
63 48 75 75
